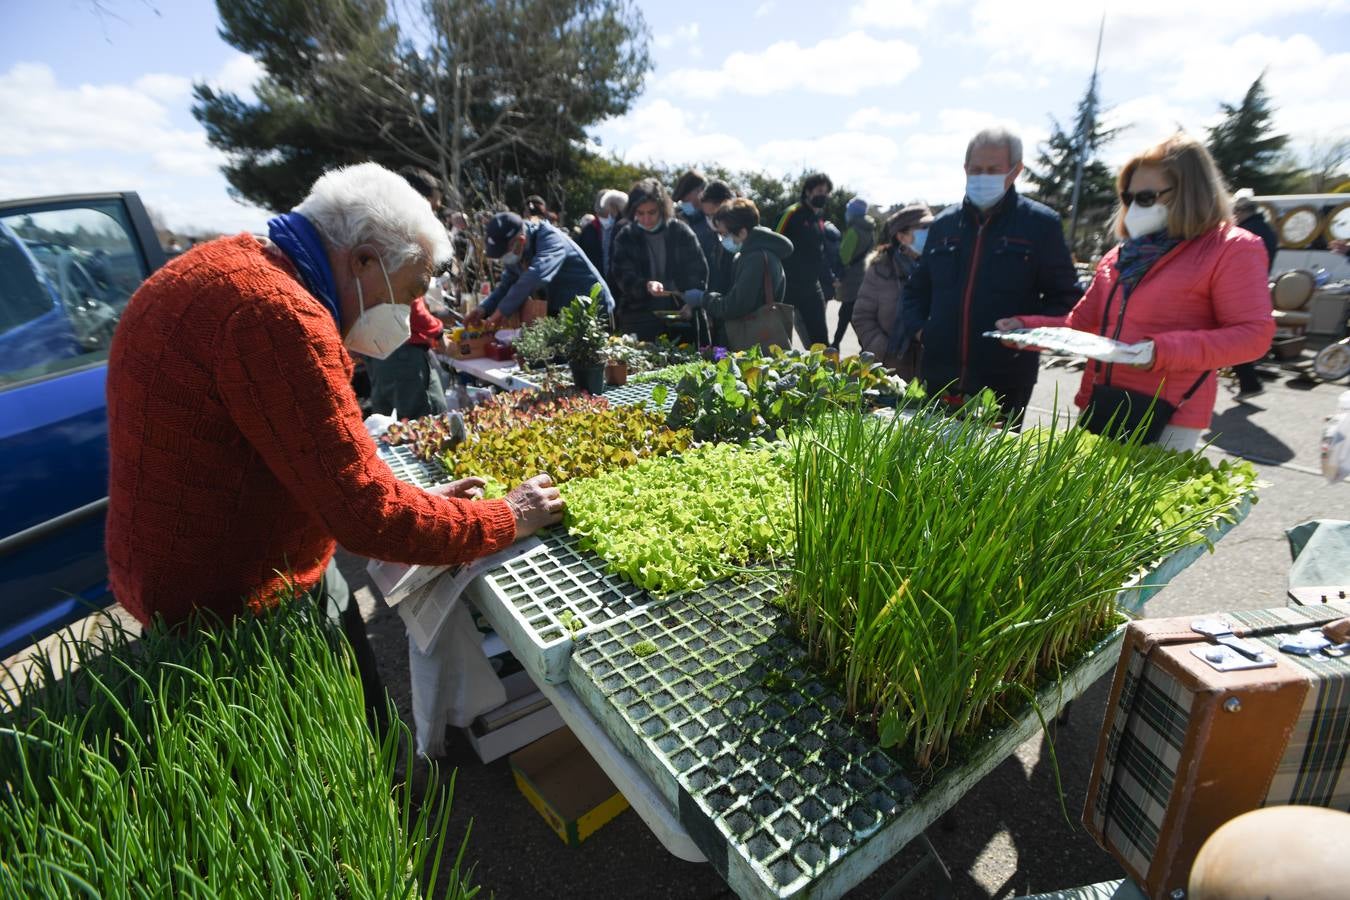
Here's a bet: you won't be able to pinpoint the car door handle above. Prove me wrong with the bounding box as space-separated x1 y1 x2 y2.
0 497 109 558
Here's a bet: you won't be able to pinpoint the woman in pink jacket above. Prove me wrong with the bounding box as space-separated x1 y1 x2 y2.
997 134 1274 452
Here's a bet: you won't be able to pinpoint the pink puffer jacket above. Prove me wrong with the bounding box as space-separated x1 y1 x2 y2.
1018 223 1274 429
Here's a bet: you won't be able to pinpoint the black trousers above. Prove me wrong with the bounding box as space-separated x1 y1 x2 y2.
365 343 448 421
832 301 856 348
312 559 390 735
786 281 828 348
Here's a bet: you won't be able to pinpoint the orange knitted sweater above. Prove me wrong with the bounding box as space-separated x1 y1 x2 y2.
106 235 516 626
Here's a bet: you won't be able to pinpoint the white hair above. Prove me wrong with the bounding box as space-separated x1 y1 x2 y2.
596 189 629 215
295 162 453 270
966 127 1023 168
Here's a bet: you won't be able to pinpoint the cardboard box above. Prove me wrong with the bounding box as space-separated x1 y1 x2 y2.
445 334 492 360
510 726 629 846
462 669 563 764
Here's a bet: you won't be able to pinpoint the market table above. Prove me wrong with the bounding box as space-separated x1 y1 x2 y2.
375 438 1250 899
436 353 539 391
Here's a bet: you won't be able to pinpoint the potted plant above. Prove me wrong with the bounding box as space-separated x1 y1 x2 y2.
604 337 639 386
561 288 609 394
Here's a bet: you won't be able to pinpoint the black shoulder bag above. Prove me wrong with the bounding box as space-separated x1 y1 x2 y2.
1078 281 1207 444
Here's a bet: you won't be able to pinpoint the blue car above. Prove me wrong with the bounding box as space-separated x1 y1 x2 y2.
0 192 166 659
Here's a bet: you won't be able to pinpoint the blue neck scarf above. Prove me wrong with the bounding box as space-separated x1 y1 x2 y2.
267 212 341 328
1114 230 1181 295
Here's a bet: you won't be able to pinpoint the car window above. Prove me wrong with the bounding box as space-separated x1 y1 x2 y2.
0 201 147 388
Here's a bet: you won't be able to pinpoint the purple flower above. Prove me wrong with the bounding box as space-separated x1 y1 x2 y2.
711 346 730 361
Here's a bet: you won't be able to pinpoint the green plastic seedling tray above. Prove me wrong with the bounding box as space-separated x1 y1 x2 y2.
377 443 453 490
465 529 668 684
569 576 1126 900
602 380 677 413
1115 494 1253 614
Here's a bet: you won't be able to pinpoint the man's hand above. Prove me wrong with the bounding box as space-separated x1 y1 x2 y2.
504 474 564 539
647 280 668 297
464 307 486 327
993 317 1025 332
429 477 486 501
483 311 505 330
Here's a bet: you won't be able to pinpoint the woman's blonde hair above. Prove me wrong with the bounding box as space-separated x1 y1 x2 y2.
1113 133 1231 240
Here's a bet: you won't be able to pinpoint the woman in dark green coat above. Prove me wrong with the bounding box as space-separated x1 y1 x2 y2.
681 198 794 350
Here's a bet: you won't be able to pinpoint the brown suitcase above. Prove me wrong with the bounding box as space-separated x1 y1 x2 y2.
1084 602 1350 899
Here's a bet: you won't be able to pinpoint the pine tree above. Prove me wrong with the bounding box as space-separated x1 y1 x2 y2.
1025 74 1122 259
192 0 652 212
1206 73 1295 195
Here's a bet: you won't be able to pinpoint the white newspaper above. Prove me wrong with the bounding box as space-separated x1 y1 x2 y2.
983 327 1155 366
366 536 544 653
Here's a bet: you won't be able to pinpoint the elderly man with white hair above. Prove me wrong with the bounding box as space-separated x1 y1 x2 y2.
903 126 1080 425
577 188 628 287
105 163 563 721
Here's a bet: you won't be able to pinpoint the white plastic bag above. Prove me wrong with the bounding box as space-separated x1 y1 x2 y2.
406 597 507 757
1320 390 1350 483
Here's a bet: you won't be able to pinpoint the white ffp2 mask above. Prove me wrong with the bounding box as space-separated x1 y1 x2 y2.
344 256 411 360
1123 202 1170 240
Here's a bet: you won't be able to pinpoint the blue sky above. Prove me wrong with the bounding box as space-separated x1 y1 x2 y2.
4 0 1348 233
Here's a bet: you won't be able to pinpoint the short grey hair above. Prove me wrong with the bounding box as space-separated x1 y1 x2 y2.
295 162 453 271
596 189 628 216
965 127 1023 169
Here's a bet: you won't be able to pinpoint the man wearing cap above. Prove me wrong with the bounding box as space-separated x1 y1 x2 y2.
903 126 1079 425
1230 188 1279 399
833 196 875 347
467 211 613 328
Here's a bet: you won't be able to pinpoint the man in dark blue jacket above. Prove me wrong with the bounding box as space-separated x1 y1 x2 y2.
469 212 613 327
904 127 1079 423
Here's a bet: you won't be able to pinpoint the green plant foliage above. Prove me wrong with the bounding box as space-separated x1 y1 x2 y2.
0 603 475 898
560 291 610 368
444 405 691 485
513 315 568 368
667 347 898 443
383 388 607 462
630 360 710 385
563 443 793 594
787 406 1259 770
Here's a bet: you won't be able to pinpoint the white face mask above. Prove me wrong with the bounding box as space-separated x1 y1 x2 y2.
966 173 1010 210
344 255 410 360
1123 202 1170 239
598 215 614 228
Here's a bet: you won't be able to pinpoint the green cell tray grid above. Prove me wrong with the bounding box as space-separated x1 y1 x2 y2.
602 380 677 413
569 577 916 898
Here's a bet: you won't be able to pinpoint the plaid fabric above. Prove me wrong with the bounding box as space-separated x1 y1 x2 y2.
1094 648 1194 874
1231 606 1350 810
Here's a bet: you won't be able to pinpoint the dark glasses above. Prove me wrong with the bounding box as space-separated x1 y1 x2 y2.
1120 187 1173 208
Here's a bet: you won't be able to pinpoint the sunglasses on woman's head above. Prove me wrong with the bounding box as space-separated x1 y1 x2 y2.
1120 187 1173 208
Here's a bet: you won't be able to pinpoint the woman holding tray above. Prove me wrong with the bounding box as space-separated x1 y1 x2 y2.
996 133 1274 452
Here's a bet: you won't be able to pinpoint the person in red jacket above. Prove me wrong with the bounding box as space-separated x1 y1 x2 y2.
105 162 563 724
997 133 1275 452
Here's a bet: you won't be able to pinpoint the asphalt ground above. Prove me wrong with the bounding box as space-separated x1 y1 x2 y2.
345 305 1350 899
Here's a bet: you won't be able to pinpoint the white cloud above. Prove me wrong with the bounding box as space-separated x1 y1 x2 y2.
660 31 921 99
596 100 1043 211
210 52 264 100
654 23 700 50
959 68 1051 92
134 73 192 102
969 0 1350 73
0 61 267 233
844 107 920 130
754 2 775 17
848 0 941 30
